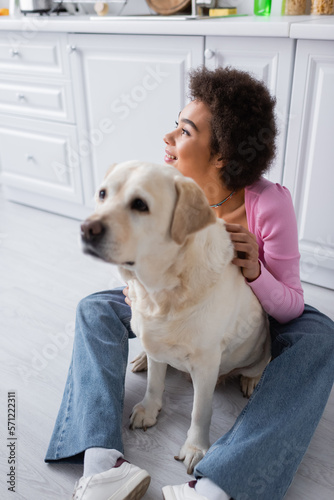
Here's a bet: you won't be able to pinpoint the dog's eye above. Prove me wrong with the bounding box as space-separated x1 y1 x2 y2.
131 198 149 213
99 189 106 200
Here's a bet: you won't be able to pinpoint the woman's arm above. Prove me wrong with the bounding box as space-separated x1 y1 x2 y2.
226 185 304 324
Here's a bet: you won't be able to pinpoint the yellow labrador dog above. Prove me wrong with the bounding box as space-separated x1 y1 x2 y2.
81 160 270 474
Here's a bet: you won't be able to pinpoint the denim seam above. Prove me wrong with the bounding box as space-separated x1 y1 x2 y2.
55 364 73 459
275 334 291 349
118 327 129 454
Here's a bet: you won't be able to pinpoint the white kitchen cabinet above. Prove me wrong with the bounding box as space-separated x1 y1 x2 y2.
0 31 71 79
0 32 85 217
0 77 75 123
0 114 83 204
205 36 296 184
68 33 204 206
283 39 334 290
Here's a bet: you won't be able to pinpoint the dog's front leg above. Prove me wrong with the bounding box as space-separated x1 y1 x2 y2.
176 364 219 474
129 357 167 431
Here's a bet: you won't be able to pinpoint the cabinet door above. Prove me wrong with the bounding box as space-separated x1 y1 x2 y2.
283 40 334 290
68 33 204 205
205 36 295 184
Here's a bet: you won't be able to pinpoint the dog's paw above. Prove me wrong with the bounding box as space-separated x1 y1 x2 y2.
129 401 160 431
131 351 148 372
240 374 261 398
175 441 208 475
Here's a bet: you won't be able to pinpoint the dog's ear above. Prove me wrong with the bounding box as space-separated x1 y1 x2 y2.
104 163 118 179
171 176 216 245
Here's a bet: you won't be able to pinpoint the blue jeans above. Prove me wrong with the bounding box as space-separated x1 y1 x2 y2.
194 305 334 500
45 288 135 462
45 288 334 500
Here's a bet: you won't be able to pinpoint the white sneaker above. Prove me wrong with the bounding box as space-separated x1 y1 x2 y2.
72 459 150 500
162 482 209 500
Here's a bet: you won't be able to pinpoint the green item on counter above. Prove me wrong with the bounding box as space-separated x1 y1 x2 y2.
281 0 286 14
254 0 272 15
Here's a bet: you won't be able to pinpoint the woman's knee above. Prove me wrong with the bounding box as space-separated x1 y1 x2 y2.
301 325 334 373
75 291 130 343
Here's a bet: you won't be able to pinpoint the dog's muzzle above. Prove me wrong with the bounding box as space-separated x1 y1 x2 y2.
81 219 105 256
80 219 135 266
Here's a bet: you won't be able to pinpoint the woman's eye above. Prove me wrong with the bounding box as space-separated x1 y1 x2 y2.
175 121 190 136
99 189 106 200
131 198 149 212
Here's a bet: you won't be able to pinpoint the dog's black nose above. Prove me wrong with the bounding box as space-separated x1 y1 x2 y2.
81 219 105 244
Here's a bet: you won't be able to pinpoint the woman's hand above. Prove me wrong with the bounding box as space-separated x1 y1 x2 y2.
123 285 132 307
225 223 261 282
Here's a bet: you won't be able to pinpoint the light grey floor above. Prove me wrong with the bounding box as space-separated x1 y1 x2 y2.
0 191 333 500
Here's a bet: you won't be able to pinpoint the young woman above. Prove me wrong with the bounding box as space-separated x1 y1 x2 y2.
45 67 334 500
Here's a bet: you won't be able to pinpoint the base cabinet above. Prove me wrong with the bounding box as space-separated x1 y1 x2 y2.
0 115 83 204
0 32 85 216
68 33 204 206
283 39 334 290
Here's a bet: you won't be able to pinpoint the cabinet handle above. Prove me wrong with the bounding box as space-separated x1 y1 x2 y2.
204 48 215 60
67 45 77 54
26 154 34 162
17 93 25 101
10 49 19 58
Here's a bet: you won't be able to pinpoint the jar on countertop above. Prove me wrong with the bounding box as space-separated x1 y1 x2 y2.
282 0 306 15
310 0 334 14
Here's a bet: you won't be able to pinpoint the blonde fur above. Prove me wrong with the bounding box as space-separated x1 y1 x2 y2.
82 160 271 475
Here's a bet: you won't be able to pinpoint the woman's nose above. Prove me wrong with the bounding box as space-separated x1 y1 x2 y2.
163 130 174 145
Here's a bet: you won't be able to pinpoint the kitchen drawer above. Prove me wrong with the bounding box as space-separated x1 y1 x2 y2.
0 78 75 123
0 115 83 204
0 32 70 78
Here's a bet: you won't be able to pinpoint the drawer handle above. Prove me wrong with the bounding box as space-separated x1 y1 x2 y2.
67 45 77 54
10 49 20 58
17 93 26 101
204 48 215 60
26 154 34 162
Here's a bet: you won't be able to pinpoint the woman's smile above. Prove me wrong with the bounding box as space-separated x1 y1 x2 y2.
164 150 177 162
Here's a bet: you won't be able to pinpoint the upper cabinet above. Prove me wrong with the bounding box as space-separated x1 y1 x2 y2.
205 36 295 184
283 39 334 290
68 33 204 205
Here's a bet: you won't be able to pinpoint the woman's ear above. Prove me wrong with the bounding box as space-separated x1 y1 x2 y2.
171 176 216 245
213 155 224 168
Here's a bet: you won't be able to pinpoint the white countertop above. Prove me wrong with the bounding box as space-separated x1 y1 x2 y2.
290 15 334 40
0 14 334 40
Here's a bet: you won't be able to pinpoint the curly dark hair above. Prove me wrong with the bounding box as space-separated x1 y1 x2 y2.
188 66 277 191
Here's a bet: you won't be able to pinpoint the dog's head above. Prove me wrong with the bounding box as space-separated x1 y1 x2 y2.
81 160 216 270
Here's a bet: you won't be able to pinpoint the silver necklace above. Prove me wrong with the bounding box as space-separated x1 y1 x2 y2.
210 191 236 208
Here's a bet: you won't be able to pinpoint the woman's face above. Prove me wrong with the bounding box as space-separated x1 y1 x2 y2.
163 100 221 195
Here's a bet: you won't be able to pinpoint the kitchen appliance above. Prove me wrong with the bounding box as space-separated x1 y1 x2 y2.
19 0 54 14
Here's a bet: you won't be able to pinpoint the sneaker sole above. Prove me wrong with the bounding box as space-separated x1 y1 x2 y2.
162 485 177 500
108 471 151 500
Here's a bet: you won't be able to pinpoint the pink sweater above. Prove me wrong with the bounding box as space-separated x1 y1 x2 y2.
245 177 304 324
